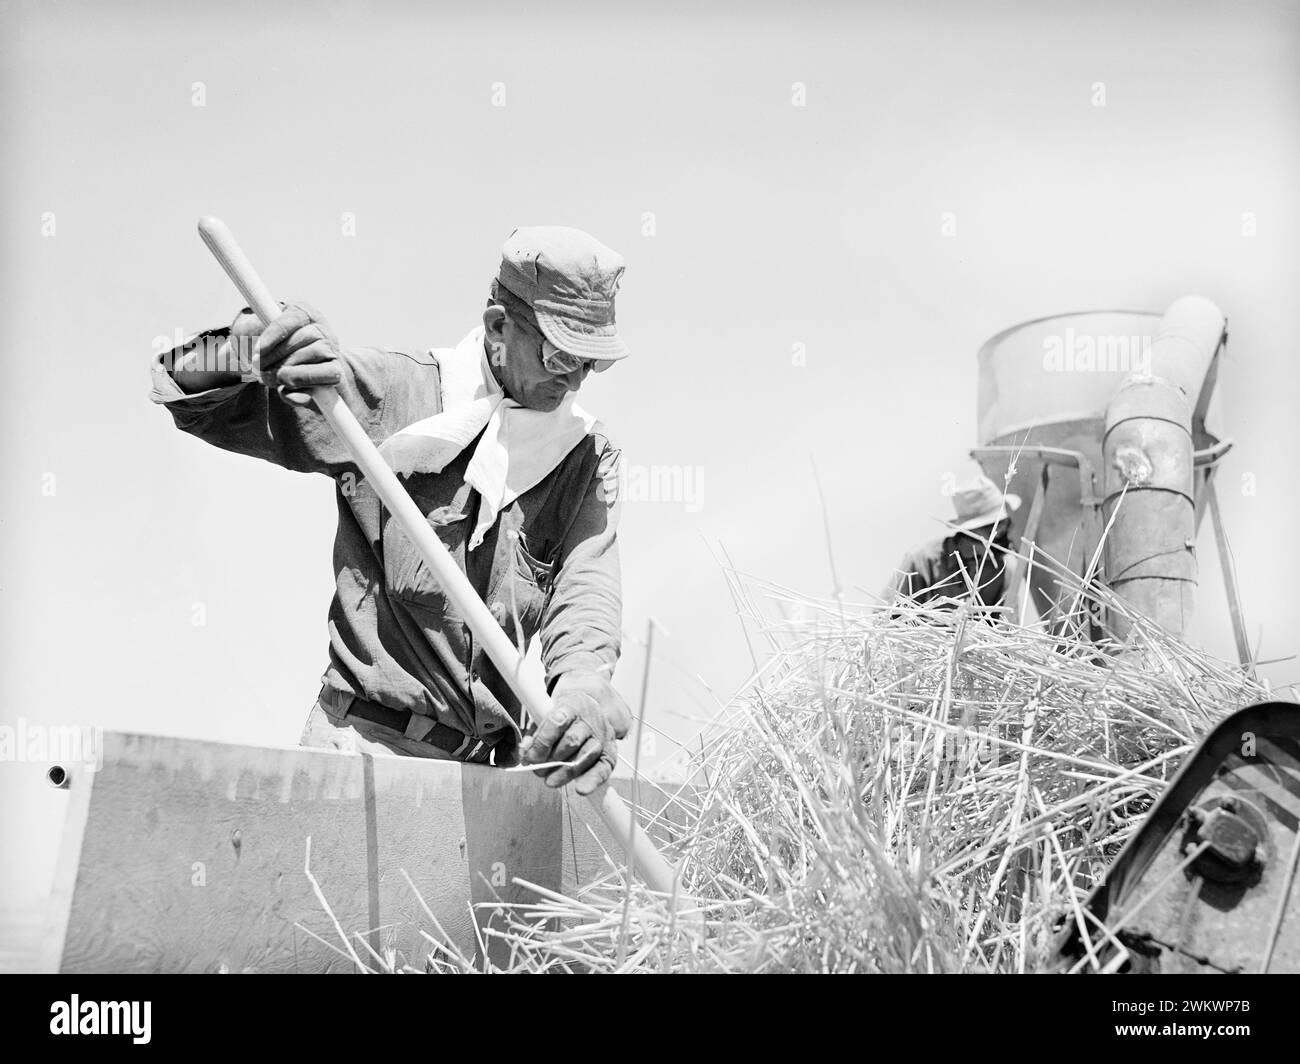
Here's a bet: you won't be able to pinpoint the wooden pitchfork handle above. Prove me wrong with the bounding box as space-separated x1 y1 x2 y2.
196 216 677 895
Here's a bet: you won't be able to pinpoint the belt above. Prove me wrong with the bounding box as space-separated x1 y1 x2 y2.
343 694 501 764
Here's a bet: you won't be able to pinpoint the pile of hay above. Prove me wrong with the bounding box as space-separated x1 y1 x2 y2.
309 559 1280 974
449 570 1281 974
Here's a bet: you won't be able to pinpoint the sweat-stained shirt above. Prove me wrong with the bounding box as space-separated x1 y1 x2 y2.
149 327 624 757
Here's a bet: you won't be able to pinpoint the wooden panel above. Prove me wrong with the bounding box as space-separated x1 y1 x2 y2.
462 759 563 968
561 777 696 897
43 732 553 972
40 731 685 973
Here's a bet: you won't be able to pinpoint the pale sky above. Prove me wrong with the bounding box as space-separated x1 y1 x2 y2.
2 0 1298 914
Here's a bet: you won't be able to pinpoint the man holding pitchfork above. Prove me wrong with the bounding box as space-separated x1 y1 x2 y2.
151 226 633 796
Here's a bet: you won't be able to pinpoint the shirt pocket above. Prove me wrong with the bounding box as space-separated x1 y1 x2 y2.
516 530 557 591
494 530 555 638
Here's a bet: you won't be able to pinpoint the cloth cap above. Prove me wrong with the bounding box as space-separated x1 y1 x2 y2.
946 473 1021 532
497 226 630 361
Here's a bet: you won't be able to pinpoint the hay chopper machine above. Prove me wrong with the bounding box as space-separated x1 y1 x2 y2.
970 297 1299 973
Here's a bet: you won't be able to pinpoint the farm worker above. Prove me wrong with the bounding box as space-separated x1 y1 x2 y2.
150 227 632 796
885 473 1020 610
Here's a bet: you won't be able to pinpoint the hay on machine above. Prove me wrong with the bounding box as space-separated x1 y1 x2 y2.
361 560 1278 974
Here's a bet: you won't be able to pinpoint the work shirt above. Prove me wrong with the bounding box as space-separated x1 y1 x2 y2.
149 328 624 754
884 531 1010 609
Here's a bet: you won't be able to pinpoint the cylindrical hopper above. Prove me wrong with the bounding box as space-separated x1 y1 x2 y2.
974 297 1226 628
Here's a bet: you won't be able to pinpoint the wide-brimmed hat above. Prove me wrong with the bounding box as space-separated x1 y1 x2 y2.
496 226 630 363
945 473 1021 532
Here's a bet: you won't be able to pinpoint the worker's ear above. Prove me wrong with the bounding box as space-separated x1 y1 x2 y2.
482 304 508 342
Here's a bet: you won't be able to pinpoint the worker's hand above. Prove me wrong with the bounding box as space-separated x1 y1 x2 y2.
519 672 630 795
248 302 344 406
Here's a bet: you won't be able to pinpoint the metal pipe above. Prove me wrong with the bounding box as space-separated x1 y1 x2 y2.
1100 298 1226 640
1102 375 1196 639
1205 476 1255 672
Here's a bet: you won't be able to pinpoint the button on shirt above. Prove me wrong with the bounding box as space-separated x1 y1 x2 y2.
149 330 624 747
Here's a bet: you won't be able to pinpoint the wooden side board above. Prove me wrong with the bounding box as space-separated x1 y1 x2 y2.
41 732 694 973
560 775 698 898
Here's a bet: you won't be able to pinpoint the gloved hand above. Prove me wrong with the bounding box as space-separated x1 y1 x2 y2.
236 302 343 406
519 672 631 795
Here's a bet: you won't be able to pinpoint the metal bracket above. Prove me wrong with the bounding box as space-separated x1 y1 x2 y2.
1204 473 1255 674
1002 463 1051 625
971 443 1104 572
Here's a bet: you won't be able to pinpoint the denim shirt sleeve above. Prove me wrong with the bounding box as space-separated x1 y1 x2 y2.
149 327 440 475
538 436 624 687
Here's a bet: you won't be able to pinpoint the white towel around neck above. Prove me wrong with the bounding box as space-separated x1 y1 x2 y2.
377 326 597 550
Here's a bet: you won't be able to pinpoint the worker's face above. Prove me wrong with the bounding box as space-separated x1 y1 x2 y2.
482 306 592 412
